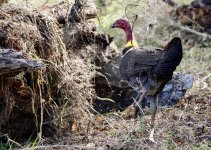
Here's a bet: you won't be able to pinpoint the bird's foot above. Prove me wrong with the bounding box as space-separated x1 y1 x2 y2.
134 103 143 119
149 128 156 143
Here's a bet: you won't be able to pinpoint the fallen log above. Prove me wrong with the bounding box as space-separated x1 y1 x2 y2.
0 49 44 76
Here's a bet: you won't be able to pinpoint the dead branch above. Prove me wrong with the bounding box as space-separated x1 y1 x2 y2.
0 49 44 76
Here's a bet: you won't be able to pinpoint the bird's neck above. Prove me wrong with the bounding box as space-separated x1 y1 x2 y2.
124 27 133 42
123 27 138 48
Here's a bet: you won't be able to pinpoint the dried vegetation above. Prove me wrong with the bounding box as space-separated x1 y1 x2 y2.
0 0 113 145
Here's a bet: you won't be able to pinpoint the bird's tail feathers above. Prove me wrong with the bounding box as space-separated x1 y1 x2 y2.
157 37 183 76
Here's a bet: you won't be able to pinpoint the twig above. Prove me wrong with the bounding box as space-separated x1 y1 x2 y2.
169 21 211 39
89 105 116 130
96 71 111 87
124 4 139 20
41 0 49 7
96 96 115 103
8 138 23 148
36 71 44 146
200 73 211 83
66 1 73 22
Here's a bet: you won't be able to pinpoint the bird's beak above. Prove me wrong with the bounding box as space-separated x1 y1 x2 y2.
110 23 116 29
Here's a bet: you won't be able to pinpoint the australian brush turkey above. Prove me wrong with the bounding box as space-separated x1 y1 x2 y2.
111 18 183 140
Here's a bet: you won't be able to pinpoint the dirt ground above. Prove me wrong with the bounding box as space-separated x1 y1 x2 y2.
35 94 210 150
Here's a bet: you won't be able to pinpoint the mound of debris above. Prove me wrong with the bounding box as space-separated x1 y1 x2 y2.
174 0 211 34
0 0 113 143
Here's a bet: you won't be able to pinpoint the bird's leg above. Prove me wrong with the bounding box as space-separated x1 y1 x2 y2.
149 95 157 127
134 90 147 119
149 95 157 142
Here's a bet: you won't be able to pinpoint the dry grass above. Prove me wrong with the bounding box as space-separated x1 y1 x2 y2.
35 94 210 150
0 1 96 145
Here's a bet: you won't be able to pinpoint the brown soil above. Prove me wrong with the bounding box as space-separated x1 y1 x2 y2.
35 94 210 150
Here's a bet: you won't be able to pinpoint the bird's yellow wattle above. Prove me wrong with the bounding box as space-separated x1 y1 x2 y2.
124 40 138 48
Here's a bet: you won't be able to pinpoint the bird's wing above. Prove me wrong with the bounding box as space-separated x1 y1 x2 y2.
119 47 163 78
154 37 183 77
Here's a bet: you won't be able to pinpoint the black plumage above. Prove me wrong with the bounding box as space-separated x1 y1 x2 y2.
119 37 183 126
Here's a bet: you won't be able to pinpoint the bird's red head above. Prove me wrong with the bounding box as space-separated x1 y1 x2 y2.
111 18 138 48
111 19 131 31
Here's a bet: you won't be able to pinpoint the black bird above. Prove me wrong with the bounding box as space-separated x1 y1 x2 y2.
111 18 183 140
